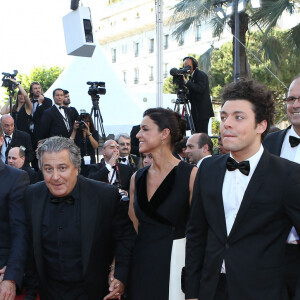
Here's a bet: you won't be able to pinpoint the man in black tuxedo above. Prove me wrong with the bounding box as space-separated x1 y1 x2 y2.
41 88 75 139
116 133 139 171
0 125 29 299
24 137 136 299
63 89 79 121
263 74 300 299
85 139 133 196
1 114 34 166
183 56 214 133
185 80 300 300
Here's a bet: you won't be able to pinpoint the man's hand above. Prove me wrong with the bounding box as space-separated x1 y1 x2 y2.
108 152 119 167
38 94 44 104
0 280 16 300
103 279 124 300
0 267 5 282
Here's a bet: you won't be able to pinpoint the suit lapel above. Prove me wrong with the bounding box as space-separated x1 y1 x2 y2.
228 151 269 240
80 177 101 275
31 183 48 277
273 128 289 155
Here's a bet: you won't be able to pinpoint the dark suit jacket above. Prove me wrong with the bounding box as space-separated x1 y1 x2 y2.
24 176 136 299
5 129 34 166
40 105 75 139
31 97 52 148
84 159 133 192
0 159 29 288
263 126 290 155
130 125 140 156
185 68 214 121
185 150 300 300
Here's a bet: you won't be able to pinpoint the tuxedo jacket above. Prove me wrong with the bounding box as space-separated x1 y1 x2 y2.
185 68 214 120
185 150 300 300
31 97 52 147
84 159 133 192
40 105 75 139
24 176 136 299
263 126 290 155
5 129 34 165
0 159 29 288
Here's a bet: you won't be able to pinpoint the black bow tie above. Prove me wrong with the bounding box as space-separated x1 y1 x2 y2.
50 195 74 205
226 157 250 176
33 99 38 103
59 106 64 110
119 157 126 162
4 135 11 139
289 136 300 148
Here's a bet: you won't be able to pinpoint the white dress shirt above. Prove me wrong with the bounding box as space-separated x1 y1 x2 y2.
221 145 264 273
280 126 300 243
105 162 117 184
55 104 70 131
1 133 12 162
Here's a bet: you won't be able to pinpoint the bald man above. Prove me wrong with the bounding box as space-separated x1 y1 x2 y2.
186 133 213 167
83 140 133 197
0 115 34 165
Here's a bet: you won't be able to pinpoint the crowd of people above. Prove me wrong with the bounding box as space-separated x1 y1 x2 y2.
1 66 300 300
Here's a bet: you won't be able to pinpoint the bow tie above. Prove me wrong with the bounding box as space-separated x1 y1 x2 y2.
289 136 300 148
59 106 64 110
226 156 250 176
119 157 126 162
33 99 38 103
4 135 11 139
50 195 74 205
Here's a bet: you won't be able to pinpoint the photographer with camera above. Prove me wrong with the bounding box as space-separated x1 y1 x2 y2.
70 112 99 165
182 56 214 133
0 78 32 134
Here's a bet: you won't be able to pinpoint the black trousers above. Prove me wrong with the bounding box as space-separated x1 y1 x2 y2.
284 244 300 299
213 274 228 300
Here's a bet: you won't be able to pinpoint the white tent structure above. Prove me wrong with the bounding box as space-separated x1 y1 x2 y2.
45 43 146 136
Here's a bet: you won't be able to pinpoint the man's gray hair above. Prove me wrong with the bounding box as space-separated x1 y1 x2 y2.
38 137 81 171
115 133 130 143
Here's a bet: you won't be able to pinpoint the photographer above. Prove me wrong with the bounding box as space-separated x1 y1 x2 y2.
0 78 32 134
70 113 99 165
183 56 214 133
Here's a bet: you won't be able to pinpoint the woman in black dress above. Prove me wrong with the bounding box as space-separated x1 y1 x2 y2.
70 113 99 165
0 78 32 133
128 108 197 300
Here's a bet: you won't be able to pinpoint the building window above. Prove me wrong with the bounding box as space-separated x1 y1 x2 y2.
163 63 168 78
123 71 127 84
195 24 201 42
134 42 139 57
149 66 154 81
111 48 116 63
178 34 184 46
121 44 127 55
149 38 154 53
164 34 169 50
134 68 139 84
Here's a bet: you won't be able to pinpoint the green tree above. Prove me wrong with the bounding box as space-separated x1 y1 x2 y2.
170 0 300 79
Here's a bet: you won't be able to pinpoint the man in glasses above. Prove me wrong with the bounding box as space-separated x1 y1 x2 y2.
264 74 300 300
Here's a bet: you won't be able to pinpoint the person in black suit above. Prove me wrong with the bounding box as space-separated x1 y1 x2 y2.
0 114 34 166
85 139 133 196
116 133 139 171
29 81 52 170
0 125 29 299
185 80 300 300
63 90 79 121
183 56 214 133
130 125 140 156
24 137 136 300
41 88 75 139
263 74 300 299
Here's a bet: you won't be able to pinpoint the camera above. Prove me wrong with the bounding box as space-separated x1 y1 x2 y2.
87 81 106 97
169 66 191 87
1 70 20 90
77 113 88 130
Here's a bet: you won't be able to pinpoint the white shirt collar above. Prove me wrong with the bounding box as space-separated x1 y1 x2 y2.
196 154 212 168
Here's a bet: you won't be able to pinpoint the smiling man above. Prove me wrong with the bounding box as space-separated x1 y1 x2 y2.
185 80 300 300
24 137 136 300
263 74 300 299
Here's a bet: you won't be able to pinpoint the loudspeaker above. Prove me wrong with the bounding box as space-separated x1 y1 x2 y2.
63 6 96 57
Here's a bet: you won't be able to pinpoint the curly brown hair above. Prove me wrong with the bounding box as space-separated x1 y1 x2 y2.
221 79 274 140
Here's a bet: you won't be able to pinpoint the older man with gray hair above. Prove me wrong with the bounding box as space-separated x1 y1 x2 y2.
24 137 136 300
115 133 139 170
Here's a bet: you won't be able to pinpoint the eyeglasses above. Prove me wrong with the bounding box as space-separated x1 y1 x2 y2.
284 96 300 105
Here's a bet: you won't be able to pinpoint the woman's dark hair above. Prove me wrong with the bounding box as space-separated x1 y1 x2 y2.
12 90 26 113
143 107 186 146
221 79 274 140
77 113 96 132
